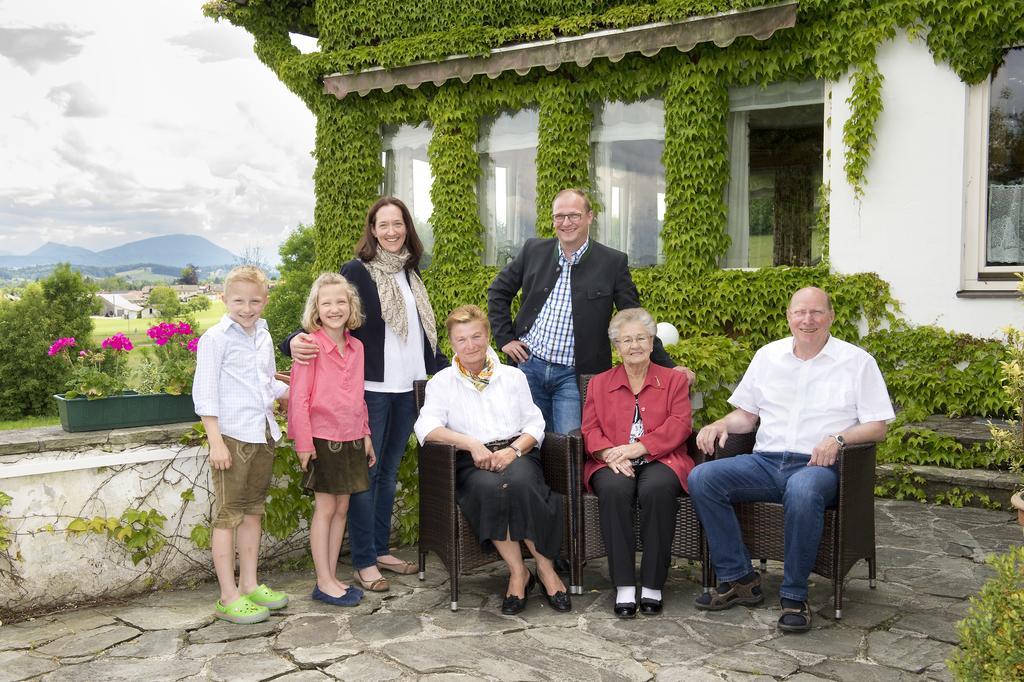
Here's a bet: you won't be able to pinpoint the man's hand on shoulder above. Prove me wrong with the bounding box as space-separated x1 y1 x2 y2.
696 422 729 455
672 365 696 384
501 340 530 364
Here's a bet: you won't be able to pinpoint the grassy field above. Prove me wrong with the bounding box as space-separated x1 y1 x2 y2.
90 299 225 346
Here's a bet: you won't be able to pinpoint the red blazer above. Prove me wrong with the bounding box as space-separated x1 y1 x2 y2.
581 363 694 492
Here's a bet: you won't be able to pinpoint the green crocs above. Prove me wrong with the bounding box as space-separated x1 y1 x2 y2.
246 584 289 610
215 596 269 624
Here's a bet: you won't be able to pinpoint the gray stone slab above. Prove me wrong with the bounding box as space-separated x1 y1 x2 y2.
349 612 422 642
39 656 205 682
273 672 333 682
188 618 280 644
384 588 463 612
890 610 964 644
274 615 346 649
107 629 185 657
644 635 719 666
820 601 898 629
525 626 633 660
180 636 273 660
759 626 862 658
428 608 520 634
709 647 801 677
206 652 296 681
288 641 364 666
0 650 60 682
805 659 920 681
322 653 405 680
867 630 956 674
583 615 689 647
102 598 214 631
687 620 769 648
35 624 140 658
382 632 651 680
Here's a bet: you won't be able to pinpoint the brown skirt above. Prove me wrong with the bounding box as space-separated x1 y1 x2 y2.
303 437 370 495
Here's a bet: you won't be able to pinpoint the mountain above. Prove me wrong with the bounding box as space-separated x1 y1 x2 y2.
0 234 237 269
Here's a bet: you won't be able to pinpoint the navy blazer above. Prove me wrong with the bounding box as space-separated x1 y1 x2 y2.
281 259 449 382
487 237 674 375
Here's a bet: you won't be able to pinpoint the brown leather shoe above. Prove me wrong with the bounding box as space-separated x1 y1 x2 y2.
353 570 389 592
376 558 418 575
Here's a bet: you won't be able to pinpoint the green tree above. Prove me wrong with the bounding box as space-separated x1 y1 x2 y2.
147 286 182 318
264 224 316 363
0 266 99 419
185 295 211 313
178 264 199 286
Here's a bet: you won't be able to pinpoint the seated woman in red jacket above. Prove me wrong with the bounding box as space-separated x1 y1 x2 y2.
581 307 693 619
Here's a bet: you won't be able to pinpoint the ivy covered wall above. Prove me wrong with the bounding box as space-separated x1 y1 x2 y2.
204 0 1024 421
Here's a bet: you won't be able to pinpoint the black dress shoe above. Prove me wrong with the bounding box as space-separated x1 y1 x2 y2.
639 597 663 615
501 572 536 615
554 558 571 575
545 590 572 612
614 602 637 619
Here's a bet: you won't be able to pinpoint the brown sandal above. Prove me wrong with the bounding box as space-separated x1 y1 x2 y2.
694 574 764 611
376 558 418 575
353 571 389 592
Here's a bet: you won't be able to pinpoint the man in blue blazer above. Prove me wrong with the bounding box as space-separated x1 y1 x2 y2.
488 188 690 434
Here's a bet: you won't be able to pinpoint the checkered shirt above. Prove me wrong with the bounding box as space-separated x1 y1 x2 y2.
521 240 589 366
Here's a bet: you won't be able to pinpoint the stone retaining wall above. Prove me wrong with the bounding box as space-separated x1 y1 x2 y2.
0 424 306 620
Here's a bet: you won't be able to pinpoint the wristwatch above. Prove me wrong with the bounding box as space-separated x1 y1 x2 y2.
510 444 523 458
830 434 846 449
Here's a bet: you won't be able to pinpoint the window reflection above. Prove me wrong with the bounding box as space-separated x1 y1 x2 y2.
724 81 824 268
478 110 539 265
986 47 1024 266
382 123 435 266
591 100 666 266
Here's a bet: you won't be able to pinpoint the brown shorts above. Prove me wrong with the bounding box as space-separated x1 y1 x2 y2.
211 434 275 529
303 437 371 495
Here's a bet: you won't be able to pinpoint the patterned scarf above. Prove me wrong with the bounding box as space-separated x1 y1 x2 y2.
364 247 438 352
454 351 496 392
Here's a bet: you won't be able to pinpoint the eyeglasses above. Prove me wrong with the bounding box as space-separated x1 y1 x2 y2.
552 212 584 225
616 335 651 346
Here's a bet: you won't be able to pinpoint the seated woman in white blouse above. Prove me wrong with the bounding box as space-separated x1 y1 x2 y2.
414 304 571 616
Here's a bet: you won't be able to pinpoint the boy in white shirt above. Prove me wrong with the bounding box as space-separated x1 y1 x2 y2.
192 265 290 624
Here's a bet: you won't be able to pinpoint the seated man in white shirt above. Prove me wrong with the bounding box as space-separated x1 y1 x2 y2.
689 287 894 632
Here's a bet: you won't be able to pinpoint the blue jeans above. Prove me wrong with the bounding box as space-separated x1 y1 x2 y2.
347 390 417 570
518 355 581 434
688 451 838 602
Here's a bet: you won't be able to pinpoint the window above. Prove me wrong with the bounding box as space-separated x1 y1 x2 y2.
591 100 666 266
724 81 825 268
963 47 1024 292
382 123 435 265
478 110 539 265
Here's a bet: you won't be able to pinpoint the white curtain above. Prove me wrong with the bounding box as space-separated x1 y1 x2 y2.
382 123 435 258
723 111 750 268
478 110 539 265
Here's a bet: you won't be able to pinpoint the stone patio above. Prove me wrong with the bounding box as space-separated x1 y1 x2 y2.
1 499 1019 681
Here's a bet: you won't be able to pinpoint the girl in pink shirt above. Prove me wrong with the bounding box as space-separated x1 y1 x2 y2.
288 273 376 607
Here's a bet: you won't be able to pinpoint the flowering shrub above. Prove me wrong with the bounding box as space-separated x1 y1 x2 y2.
49 334 133 399
48 323 199 399
144 322 199 395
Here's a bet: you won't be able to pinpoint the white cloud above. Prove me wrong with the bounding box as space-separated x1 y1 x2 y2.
0 1 316 264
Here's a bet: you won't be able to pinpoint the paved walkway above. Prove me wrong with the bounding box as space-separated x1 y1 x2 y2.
1 500 1020 681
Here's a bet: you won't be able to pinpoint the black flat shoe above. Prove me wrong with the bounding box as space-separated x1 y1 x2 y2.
501 572 536 615
614 602 637 619
545 590 572 612
639 597 663 615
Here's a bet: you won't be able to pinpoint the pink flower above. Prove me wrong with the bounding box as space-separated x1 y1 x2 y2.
101 333 134 352
47 337 76 356
186 337 199 353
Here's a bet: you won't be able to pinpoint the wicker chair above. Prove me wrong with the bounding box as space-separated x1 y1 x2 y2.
413 380 574 611
566 374 708 595
706 430 878 619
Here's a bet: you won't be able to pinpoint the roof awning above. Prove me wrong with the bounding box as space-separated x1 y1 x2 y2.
323 1 798 99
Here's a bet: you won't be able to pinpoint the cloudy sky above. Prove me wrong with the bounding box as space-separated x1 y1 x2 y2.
0 1 318 263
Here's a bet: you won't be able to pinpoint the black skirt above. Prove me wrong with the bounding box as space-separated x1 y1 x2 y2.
455 448 564 560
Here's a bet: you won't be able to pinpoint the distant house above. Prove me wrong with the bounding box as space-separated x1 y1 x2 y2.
97 288 155 315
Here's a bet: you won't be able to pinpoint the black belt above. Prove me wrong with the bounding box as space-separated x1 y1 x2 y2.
483 436 518 452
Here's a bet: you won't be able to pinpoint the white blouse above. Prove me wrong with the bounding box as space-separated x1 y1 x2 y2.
364 270 427 393
414 350 545 447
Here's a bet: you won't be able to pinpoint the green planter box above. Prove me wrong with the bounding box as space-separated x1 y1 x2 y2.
54 392 198 432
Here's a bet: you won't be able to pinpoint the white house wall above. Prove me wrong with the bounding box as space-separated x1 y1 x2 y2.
828 33 1022 339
